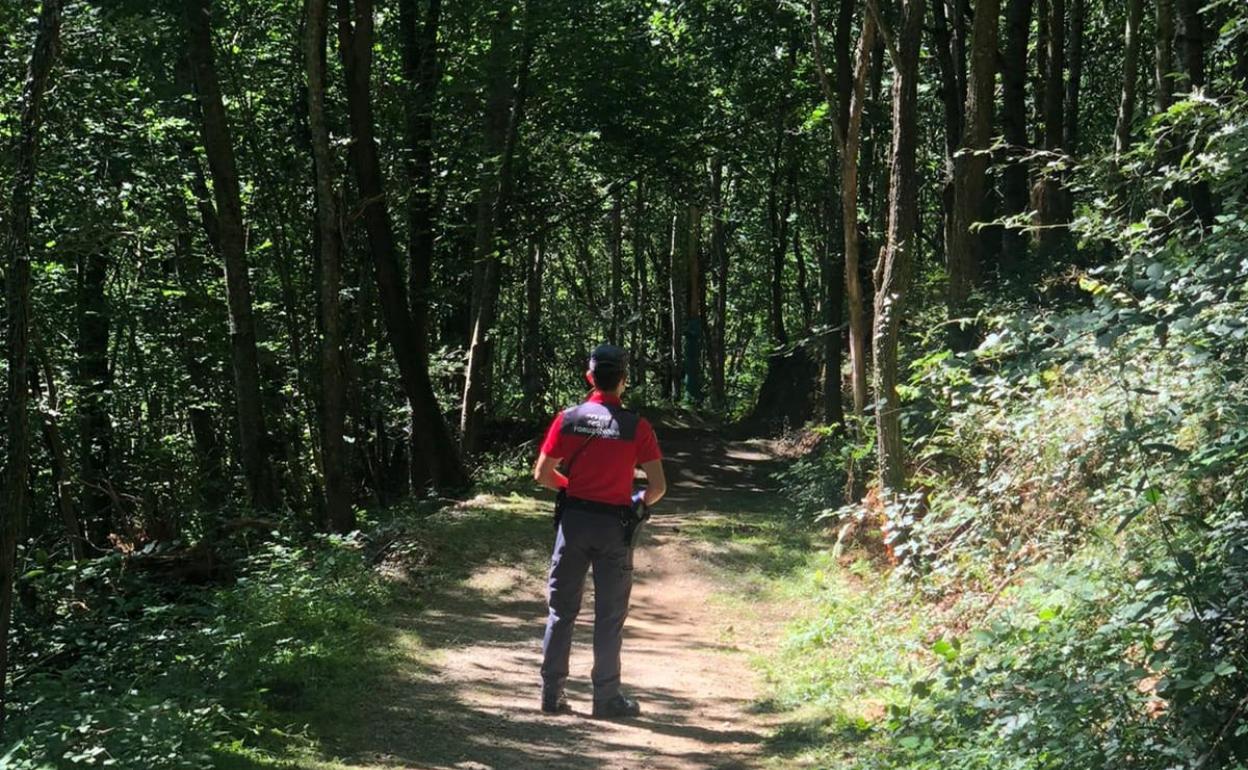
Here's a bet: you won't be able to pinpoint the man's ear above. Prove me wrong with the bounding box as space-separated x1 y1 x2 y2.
585 369 595 388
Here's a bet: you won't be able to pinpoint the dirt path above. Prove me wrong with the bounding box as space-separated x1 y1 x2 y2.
334 429 794 770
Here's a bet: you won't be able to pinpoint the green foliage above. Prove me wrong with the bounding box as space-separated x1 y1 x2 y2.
3 533 391 769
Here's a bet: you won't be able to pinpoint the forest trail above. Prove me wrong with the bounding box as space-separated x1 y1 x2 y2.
329 427 797 770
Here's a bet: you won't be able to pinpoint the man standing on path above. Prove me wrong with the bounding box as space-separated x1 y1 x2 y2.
532 344 667 718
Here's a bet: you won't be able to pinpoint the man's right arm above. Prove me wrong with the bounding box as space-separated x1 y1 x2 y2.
533 453 568 492
639 459 666 507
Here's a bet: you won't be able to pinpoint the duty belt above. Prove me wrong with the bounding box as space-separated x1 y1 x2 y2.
564 496 630 517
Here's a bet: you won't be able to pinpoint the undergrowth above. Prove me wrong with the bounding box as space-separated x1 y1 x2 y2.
763 85 1248 769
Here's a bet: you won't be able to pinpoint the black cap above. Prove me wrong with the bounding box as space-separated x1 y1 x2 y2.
589 343 629 375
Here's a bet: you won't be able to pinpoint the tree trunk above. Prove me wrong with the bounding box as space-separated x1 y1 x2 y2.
792 175 814 334
461 5 531 452
399 0 466 489
872 0 924 498
844 17 877 416
709 160 728 409
338 0 467 490
819 155 845 426
1155 0 1174 112
521 237 545 414
1 0 62 730
999 0 1032 269
1036 0 1068 256
609 191 624 342
307 0 352 532
1175 0 1205 91
1114 0 1144 156
32 335 84 559
667 211 685 400
683 205 705 405
948 0 1000 349
1063 0 1085 151
76 249 114 542
185 0 278 511
631 181 647 390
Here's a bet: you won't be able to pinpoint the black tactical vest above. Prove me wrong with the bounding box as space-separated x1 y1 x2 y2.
559 400 640 442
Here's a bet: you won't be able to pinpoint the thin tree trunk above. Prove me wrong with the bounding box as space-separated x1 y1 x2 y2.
948 0 1000 349
1036 0 1068 256
169 200 228 509
631 181 647 390
1000 0 1032 268
32 335 84 559
792 174 814 334
610 191 623 342
1114 0 1144 156
872 0 924 498
338 0 467 490
1 0 62 730
1155 0 1174 112
812 0 871 420
1063 0 1085 151
709 160 728 408
820 154 845 426
307 0 352 532
668 211 685 400
185 0 278 511
521 237 545 414
461 5 532 452
399 0 464 489
1175 0 1205 91
684 205 704 405
76 249 113 542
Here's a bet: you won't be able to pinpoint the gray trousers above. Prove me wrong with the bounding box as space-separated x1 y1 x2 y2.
540 506 633 701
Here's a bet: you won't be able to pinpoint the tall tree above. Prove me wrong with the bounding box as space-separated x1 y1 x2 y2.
460 4 532 453
1064 0 1085 151
185 0 279 511
870 0 924 496
1 0 63 729
337 0 467 490
948 0 1001 348
1114 0 1144 156
999 0 1033 265
811 0 876 417
708 160 729 409
683 205 705 405
1036 0 1068 255
1155 0 1175 112
306 0 352 532
76 249 113 541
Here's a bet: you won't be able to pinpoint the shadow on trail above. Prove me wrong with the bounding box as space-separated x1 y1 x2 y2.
275 422 805 770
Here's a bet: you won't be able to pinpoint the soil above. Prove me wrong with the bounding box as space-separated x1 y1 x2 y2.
332 429 795 770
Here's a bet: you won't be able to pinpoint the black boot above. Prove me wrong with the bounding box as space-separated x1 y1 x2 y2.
541 687 571 715
592 693 640 719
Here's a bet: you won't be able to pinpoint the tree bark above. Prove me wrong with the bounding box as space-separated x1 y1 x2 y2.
872 0 924 498
609 191 624 342
1114 0 1144 156
709 160 728 409
631 181 647 390
843 15 877 416
1155 0 1174 112
521 237 545 414
307 0 352 532
337 0 467 490
1036 0 1068 256
31 337 84 560
185 0 278 511
461 5 531 452
667 211 685 400
819 154 845 426
683 205 705 405
1063 0 1085 151
999 0 1032 268
1 0 62 730
1175 0 1205 91
948 0 1000 349
76 249 113 542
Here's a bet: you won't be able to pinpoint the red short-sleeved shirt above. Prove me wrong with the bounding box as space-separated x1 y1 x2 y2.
540 391 662 506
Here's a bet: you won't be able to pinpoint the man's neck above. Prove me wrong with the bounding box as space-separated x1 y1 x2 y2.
590 390 623 405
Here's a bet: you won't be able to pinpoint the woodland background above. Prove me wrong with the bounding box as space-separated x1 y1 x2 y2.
2 0 1247 766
